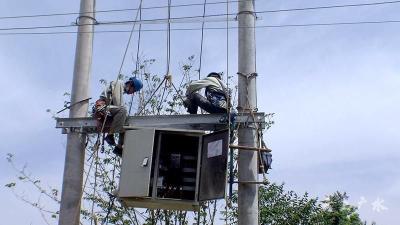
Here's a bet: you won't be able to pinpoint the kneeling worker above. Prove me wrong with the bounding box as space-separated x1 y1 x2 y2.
183 72 229 114
93 77 143 156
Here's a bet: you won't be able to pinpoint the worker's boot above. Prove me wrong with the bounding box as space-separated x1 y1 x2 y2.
182 97 190 108
184 95 199 114
113 145 123 157
182 97 196 114
104 134 116 146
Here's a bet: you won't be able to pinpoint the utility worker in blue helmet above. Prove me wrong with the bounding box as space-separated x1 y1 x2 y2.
94 77 143 156
183 72 229 114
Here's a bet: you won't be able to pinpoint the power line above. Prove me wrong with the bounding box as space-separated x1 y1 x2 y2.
0 13 234 32
0 12 236 31
257 20 400 27
0 0 256 20
0 24 76 31
1 19 400 36
0 15 239 32
198 0 208 79
1 0 399 21
1 0 399 32
256 0 400 14
90 11 400 27
98 14 232 26
84 0 400 27
115 0 143 81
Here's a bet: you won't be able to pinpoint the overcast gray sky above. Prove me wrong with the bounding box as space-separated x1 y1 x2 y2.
1 0 399 224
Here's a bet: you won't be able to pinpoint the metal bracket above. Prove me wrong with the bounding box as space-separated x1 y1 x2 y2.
62 128 70 134
55 113 267 134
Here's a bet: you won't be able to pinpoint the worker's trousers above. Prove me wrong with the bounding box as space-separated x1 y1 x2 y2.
108 106 127 146
186 93 227 114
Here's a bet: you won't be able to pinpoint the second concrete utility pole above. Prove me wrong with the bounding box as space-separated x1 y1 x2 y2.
237 0 259 224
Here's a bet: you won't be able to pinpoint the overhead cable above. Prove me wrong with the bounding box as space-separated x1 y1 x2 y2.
115 0 143 79
1 0 400 21
2 0 400 31
198 0 208 79
0 0 257 20
256 0 400 14
0 24 76 31
0 13 235 31
1 19 400 35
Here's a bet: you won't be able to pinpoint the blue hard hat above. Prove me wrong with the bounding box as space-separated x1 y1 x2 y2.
126 77 143 92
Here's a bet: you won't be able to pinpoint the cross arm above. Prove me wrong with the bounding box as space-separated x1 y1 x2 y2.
55 113 266 134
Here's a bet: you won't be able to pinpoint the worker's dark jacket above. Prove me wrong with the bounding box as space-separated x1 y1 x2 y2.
186 77 229 109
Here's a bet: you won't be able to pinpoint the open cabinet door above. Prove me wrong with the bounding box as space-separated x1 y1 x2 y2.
119 129 156 197
199 129 229 201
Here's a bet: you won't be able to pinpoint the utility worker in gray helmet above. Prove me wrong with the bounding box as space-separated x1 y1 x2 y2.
93 77 143 156
183 72 229 114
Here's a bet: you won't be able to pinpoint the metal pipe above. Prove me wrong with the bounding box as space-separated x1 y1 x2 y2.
230 145 271 152
234 181 268 185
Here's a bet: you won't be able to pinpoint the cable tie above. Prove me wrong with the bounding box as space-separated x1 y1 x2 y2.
237 72 257 79
235 10 257 20
75 15 98 26
249 72 258 78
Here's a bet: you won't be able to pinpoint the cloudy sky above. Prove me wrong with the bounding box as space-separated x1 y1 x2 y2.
1 0 399 224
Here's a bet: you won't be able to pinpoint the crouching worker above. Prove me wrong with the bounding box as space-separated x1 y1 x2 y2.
183 72 229 114
93 77 143 156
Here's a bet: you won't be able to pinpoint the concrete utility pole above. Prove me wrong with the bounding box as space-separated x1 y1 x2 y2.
58 0 95 224
237 0 258 225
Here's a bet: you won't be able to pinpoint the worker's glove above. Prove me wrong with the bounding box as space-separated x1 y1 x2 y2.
92 99 109 119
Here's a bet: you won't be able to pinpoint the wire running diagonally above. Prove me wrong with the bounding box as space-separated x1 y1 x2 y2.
3 0 400 21
4 18 400 35
137 76 168 115
115 0 144 80
224 0 233 222
224 1 231 223
253 0 258 107
128 2 144 116
86 1 144 224
155 0 173 115
136 0 174 115
98 0 143 141
166 0 172 75
198 0 207 80
0 0 259 20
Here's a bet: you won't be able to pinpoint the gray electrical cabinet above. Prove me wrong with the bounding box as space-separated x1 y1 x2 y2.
118 128 229 211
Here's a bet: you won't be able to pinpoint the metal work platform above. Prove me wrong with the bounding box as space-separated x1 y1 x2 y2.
55 113 266 211
55 113 266 133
